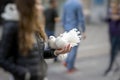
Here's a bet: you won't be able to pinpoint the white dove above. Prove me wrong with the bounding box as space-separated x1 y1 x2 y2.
48 28 82 49
48 36 68 60
48 28 82 60
55 36 69 49
1 3 19 21
48 36 58 49
65 28 82 47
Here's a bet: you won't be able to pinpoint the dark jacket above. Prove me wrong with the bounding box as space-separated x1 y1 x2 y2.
105 11 120 36
107 18 120 36
0 21 56 80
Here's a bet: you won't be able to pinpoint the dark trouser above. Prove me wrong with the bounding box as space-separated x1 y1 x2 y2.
106 35 120 72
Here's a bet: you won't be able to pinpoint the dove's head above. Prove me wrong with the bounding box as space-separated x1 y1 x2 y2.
49 36 56 41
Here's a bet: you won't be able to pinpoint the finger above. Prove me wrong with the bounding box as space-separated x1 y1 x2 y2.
63 46 68 53
67 44 71 49
55 50 64 55
60 44 71 54
57 48 62 50
63 45 69 53
62 45 69 54
68 46 72 52
66 44 71 52
58 48 66 54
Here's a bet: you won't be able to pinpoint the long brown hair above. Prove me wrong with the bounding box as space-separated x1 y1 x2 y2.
15 0 47 55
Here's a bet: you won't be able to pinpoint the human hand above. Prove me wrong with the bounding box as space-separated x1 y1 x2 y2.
54 44 71 56
82 32 86 40
111 15 120 20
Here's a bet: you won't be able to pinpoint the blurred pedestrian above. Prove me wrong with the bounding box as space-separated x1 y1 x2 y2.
104 1 120 76
0 1 16 80
44 0 60 62
0 0 71 80
62 0 86 73
0 0 15 48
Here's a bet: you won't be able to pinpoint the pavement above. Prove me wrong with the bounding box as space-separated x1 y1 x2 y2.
0 23 120 80
47 54 120 80
47 23 120 80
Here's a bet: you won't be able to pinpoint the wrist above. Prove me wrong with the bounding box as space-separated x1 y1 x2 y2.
54 51 59 56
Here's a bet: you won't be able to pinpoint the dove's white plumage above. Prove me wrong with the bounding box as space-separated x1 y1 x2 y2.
55 37 69 49
1 4 19 21
48 28 82 60
48 36 57 49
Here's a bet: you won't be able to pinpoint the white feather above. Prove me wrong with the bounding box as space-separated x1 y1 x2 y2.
1 3 19 21
48 36 57 49
58 53 68 61
48 28 82 49
55 37 69 49
48 28 82 60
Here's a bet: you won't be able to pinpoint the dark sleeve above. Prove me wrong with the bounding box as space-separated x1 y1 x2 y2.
43 49 56 59
0 24 28 78
53 9 58 18
104 15 111 22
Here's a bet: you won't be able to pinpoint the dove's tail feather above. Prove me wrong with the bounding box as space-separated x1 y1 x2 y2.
61 28 82 47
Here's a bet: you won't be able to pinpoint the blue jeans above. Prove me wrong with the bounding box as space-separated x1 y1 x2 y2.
65 46 78 70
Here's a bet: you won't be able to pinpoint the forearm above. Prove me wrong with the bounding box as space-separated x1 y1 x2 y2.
110 14 120 20
55 17 60 22
80 21 86 33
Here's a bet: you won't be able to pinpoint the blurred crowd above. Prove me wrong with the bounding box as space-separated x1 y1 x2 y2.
0 0 120 80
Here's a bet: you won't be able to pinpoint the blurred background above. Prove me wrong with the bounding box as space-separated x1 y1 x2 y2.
43 0 108 23
0 0 120 80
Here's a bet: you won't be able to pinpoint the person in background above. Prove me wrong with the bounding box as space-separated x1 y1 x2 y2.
44 0 60 62
104 1 120 76
62 0 86 73
0 0 71 80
